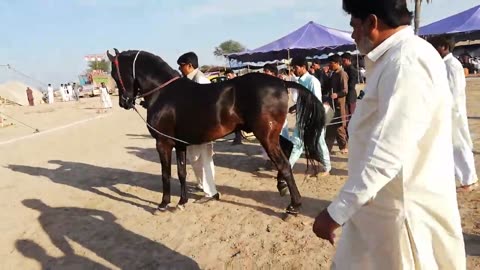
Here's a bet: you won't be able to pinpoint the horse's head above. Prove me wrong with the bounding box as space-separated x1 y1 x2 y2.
107 48 137 110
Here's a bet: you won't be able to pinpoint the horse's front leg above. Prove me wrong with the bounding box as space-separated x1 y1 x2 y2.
156 140 173 212
176 146 188 208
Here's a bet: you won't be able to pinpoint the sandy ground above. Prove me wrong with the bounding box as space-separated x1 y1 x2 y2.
0 81 479 269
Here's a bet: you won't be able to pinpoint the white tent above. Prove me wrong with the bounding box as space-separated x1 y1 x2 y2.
0 81 44 106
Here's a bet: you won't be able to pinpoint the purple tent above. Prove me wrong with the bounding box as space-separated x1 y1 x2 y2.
419 5 480 36
228 21 356 63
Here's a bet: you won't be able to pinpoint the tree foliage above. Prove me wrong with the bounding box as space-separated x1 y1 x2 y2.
88 60 110 72
214 40 246 57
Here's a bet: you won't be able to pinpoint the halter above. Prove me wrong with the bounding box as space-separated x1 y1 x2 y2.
113 51 180 103
112 51 190 145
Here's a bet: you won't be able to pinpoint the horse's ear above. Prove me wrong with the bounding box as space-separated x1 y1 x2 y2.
106 50 115 62
114 48 120 55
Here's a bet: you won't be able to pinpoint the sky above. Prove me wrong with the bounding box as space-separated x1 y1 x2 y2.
0 0 479 87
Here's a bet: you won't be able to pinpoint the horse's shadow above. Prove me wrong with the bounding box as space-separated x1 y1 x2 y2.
7 160 164 213
7 160 330 219
16 199 200 269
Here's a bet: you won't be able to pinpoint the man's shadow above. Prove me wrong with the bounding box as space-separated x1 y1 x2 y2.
17 199 200 269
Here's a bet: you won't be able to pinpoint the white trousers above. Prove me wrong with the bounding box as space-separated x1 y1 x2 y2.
453 115 478 186
48 91 54 104
187 143 217 197
101 92 113 108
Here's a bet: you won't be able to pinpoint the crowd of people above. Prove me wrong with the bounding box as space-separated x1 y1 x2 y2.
174 0 477 268
27 82 113 112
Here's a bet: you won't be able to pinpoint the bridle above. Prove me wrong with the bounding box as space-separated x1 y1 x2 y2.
112 50 190 145
113 51 180 106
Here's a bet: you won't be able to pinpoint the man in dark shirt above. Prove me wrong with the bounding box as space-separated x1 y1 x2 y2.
342 53 359 115
26 87 34 106
325 54 349 154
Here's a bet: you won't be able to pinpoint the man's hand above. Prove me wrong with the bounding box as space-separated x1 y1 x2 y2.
331 93 338 99
312 209 341 245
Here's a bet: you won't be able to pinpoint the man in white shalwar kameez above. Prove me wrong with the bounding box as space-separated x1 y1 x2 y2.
59 84 67 102
430 36 478 192
313 1 466 269
177 52 219 203
47 84 54 104
67 83 74 101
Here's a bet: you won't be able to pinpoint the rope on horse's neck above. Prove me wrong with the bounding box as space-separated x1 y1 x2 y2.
131 106 191 145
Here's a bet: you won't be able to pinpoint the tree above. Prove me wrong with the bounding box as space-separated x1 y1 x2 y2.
88 60 110 72
214 40 246 57
413 0 432 35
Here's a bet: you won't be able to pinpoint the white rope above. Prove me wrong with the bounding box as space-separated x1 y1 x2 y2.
132 50 142 80
132 106 191 145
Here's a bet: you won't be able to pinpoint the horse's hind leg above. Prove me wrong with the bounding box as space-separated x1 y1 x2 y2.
260 134 302 215
277 135 294 195
175 146 188 208
156 140 173 212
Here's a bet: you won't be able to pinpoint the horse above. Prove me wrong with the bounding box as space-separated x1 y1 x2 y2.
106 49 325 215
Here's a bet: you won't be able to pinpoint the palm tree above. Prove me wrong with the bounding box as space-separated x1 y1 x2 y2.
413 0 432 35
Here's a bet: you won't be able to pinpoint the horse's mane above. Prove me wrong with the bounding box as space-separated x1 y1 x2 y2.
122 50 180 77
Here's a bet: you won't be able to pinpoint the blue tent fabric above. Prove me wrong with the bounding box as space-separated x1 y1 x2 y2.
419 5 480 36
228 21 356 63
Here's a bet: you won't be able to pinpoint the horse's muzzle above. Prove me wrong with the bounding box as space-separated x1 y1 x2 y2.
120 96 135 110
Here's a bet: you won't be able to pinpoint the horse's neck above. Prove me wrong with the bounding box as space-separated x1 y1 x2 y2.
138 74 174 107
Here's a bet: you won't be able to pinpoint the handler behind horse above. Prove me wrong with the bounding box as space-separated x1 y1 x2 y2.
177 52 220 203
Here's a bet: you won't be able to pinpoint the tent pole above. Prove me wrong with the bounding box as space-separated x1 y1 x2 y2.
356 46 361 84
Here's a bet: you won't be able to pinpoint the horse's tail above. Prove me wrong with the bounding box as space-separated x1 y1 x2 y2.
284 81 325 171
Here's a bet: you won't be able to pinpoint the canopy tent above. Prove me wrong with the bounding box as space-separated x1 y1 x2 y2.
228 21 356 63
419 5 480 37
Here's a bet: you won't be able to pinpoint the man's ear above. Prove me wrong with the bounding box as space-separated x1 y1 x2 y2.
366 14 378 32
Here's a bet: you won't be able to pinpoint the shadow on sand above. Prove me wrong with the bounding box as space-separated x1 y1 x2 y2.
464 233 480 257
7 159 330 219
16 199 200 269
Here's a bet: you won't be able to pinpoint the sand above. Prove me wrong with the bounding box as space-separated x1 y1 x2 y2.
0 82 479 269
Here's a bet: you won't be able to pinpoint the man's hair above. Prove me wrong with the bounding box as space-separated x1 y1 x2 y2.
225 68 234 75
428 36 455 52
342 0 413 28
263 64 278 75
290 57 308 68
341 53 352 61
312 59 322 65
328 54 342 64
177 52 199 69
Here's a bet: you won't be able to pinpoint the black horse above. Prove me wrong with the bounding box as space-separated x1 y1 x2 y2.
107 49 325 215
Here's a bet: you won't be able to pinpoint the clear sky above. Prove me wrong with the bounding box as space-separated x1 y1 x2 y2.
1 0 478 87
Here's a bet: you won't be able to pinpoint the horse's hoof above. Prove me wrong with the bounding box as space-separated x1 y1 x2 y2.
155 203 169 214
285 205 300 216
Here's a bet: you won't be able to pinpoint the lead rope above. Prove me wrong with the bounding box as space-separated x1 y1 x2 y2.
131 105 191 145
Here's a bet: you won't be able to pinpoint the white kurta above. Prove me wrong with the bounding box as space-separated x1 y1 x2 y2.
444 53 478 186
60 86 67 102
100 87 112 108
47 86 54 104
185 69 217 197
327 27 466 269
67 85 74 100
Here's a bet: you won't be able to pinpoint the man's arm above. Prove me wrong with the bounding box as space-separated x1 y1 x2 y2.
336 71 349 98
327 60 433 225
